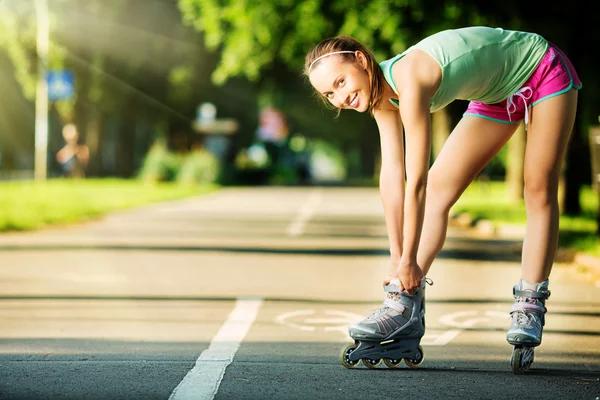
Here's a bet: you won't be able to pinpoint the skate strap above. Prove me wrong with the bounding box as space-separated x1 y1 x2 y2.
382 298 407 313
513 287 551 299
510 301 546 314
384 284 401 293
384 277 433 293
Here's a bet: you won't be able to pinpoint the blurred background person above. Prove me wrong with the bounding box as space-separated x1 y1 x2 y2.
56 123 89 178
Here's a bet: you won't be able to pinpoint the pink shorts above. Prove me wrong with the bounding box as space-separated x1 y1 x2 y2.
464 44 582 124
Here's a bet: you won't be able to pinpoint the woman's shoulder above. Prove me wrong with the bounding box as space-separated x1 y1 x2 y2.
391 49 441 93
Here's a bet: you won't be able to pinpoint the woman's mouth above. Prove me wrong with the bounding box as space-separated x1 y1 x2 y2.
348 93 358 108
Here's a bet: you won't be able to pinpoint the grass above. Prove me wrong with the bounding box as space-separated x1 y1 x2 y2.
452 180 600 255
0 178 218 232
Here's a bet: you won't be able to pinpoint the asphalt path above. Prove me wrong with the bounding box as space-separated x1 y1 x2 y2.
0 187 598 400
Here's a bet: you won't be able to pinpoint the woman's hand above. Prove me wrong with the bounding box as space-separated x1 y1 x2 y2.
383 259 423 294
396 261 423 295
383 259 400 287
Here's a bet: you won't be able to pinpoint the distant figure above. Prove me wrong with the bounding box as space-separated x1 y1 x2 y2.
56 123 89 178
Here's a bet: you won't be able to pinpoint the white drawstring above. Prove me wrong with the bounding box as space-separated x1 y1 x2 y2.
506 86 533 128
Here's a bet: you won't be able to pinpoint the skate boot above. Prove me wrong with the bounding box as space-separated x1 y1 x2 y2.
506 279 550 374
340 277 432 369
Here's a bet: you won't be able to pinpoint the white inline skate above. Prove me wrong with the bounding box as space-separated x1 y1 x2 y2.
506 279 550 374
340 277 432 369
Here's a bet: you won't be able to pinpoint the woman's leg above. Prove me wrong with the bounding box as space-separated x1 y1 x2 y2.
418 116 518 275
521 88 578 282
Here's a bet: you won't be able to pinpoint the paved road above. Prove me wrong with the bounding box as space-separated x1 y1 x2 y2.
0 187 598 400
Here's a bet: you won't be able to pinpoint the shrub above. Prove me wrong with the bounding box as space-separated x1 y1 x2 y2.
138 140 182 183
307 139 347 183
176 149 221 185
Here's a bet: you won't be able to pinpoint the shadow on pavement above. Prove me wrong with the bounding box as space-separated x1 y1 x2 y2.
0 244 523 263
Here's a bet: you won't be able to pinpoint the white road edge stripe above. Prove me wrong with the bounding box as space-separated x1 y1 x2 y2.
287 189 322 237
169 297 263 400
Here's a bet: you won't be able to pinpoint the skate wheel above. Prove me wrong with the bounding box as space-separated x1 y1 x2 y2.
339 344 359 369
511 346 534 374
511 346 523 374
362 358 381 369
383 358 403 368
404 345 424 368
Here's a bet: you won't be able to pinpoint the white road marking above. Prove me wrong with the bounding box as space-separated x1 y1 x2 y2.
439 310 508 328
275 308 508 346
422 329 462 346
286 189 322 237
169 297 263 400
275 309 364 334
431 309 509 345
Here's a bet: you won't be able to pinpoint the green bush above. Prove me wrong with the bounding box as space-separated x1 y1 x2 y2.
307 139 347 182
138 140 182 183
177 149 221 185
268 163 299 185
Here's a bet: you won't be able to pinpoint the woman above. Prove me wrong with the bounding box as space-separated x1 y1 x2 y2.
304 26 581 370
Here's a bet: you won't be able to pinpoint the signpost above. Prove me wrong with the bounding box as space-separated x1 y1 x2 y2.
47 70 75 101
35 0 75 181
193 102 238 161
35 0 49 181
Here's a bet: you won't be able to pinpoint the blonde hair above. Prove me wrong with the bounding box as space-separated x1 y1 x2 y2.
304 36 386 115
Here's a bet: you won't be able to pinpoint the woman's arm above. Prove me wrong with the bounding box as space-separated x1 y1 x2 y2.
398 86 430 269
374 109 405 265
392 49 441 292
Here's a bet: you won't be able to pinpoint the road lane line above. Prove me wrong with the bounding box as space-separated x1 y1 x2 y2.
286 189 322 237
169 297 263 400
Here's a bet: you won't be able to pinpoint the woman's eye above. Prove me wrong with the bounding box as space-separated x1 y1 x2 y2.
326 93 334 99
338 79 345 86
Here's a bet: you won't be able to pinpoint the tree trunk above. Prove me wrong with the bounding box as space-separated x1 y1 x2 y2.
85 112 103 177
563 124 583 215
506 122 526 202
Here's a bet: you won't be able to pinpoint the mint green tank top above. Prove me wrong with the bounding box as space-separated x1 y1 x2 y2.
379 26 549 112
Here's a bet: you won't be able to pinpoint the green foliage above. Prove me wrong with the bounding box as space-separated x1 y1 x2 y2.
0 1 70 99
176 148 221 185
307 139 347 182
138 141 222 185
453 181 600 255
268 163 299 186
0 2 39 101
137 139 183 183
177 0 429 85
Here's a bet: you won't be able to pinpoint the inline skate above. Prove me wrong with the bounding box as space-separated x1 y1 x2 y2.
340 277 432 369
506 279 550 374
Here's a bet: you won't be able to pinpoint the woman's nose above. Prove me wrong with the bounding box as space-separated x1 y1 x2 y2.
334 91 347 108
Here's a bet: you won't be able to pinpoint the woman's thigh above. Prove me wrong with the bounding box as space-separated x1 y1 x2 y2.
428 116 518 207
524 88 578 188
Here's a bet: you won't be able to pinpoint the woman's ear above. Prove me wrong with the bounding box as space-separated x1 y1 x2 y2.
355 51 368 69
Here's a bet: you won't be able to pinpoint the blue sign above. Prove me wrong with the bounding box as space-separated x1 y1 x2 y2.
46 70 74 100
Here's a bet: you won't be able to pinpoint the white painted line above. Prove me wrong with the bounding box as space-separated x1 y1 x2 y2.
169 297 263 400
286 189 322 237
422 329 462 346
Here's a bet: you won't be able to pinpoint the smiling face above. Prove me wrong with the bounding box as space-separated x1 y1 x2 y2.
308 53 371 113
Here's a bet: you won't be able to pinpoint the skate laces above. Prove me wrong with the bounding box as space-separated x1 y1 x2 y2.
514 310 535 327
366 299 406 320
511 297 545 328
365 277 431 320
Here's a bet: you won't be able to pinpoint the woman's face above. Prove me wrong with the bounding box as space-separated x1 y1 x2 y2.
308 54 371 113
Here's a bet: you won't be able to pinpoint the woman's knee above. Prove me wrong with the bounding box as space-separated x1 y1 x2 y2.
523 174 559 208
426 176 459 214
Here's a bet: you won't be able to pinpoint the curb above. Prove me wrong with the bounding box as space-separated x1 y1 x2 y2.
450 212 600 287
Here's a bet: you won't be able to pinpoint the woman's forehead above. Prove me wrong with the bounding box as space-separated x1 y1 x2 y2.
309 57 347 87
